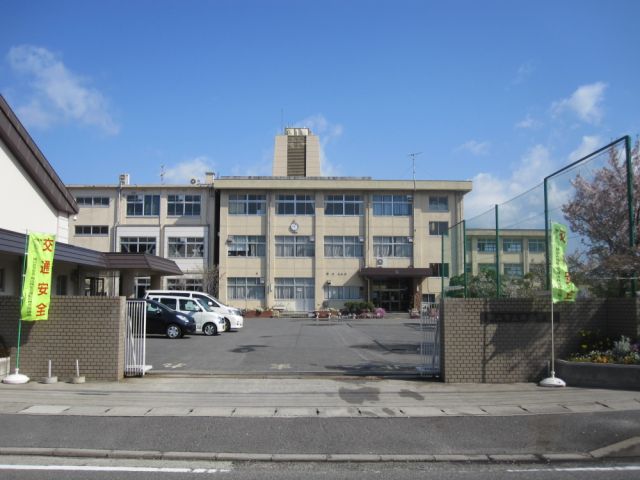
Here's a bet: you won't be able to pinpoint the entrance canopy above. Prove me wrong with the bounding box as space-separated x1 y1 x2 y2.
359 267 432 279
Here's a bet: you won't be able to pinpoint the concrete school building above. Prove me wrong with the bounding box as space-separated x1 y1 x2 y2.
68 128 472 312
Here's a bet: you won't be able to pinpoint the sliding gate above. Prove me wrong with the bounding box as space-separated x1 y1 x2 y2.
124 300 147 377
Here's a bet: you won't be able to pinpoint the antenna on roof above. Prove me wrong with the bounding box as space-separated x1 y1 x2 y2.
408 152 422 190
160 165 165 185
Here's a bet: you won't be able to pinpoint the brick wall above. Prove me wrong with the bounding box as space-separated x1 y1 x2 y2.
0 296 126 381
441 298 639 383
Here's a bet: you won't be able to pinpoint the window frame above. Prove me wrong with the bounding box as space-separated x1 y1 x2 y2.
126 194 160 217
477 238 497 253
503 238 523 253
428 196 449 212
528 238 546 253
227 235 266 257
167 195 201 217
120 236 157 254
228 194 266 215
373 236 413 258
372 194 413 216
324 236 363 258
428 221 449 236
276 194 315 216
74 225 109 236
227 277 265 300
324 194 363 216
275 236 315 257
76 196 110 207
167 237 205 258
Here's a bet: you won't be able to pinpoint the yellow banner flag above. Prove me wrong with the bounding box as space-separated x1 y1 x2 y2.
20 232 56 321
550 222 578 303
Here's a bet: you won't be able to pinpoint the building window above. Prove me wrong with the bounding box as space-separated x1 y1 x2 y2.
324 285 363 300
276 194 315 215
76 196 109 207
477 238 496 253
126 194 160 216
275 277 314 299
228 277 265 299
168 195 201 216
373 236 412 257
55 275 68 295
228 236 266 257
503 239 522 253
429 263 450 277
75 225 108 236
428 196 448 211
324 194 363 216
120 237 156 254
324 236 363 257
168 237 204 258
504 263 524 278
372 195 412 216
529 239 546 253
167 278 203 291
422 293 436 303
429 221 449 236
229 194 266 215
478 263 496 274
275 236 314 257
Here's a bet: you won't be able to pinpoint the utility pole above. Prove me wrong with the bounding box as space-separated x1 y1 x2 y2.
408 152 422 191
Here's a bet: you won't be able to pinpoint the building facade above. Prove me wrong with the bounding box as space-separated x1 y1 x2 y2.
67 128 473 310
67 174 215 297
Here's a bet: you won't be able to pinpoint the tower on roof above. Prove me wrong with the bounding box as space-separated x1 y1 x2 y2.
272 127 321 177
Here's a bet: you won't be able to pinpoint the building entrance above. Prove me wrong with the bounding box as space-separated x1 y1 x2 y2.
371 279 412 312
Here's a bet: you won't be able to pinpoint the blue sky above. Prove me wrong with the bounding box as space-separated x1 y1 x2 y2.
2 0 639 217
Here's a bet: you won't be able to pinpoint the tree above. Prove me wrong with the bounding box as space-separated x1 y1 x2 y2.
561 139 640 296
201 265 220 297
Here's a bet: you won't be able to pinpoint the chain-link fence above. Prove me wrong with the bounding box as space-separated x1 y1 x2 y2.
442 135 637 299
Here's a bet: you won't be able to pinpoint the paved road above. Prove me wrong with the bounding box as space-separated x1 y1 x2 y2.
0 457 639 480
146 317 432 375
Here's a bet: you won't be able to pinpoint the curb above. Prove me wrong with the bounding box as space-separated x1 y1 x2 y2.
0 447 621 463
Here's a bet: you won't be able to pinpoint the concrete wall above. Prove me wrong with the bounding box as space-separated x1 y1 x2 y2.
441 298 639 383
0 296 126 381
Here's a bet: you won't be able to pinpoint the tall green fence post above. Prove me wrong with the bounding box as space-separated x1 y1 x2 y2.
462 220 467 298
495 204 500 298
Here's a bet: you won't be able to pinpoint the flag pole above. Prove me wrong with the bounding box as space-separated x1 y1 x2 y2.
540 223 566 388
3 231 30 384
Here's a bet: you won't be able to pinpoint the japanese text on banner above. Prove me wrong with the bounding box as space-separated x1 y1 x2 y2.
20 233 56 321
550 222 578 303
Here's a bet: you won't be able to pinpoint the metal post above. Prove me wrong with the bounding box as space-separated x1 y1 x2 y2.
625 136 636 296
441 233 445 299
544 178 550 291
462 220 467 298
495 205 500 298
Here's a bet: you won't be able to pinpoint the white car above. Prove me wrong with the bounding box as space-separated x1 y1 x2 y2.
146 294 227 336
145 290 244 331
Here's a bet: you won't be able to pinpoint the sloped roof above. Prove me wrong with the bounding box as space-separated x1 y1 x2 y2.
0 95 78 215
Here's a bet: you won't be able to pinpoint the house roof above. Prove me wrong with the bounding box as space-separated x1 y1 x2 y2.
0 95 78 215
0 228 182 276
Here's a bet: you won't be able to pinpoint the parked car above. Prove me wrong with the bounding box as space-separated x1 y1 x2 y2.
145 294 226 336
144 290 244 331
143 298 196 339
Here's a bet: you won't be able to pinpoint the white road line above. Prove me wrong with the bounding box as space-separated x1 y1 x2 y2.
0 464 231 474
508 465 640 473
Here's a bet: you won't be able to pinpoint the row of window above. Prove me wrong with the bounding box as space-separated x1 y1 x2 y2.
228 194 450 217
475 238 545 254
226 277 364 301
77 195 203 217
119 237 205 258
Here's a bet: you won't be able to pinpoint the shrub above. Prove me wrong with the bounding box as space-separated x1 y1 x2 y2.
374 307 385 318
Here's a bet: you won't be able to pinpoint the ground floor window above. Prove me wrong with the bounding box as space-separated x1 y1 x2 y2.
55 275 68 295
324 285 363 300
167 278 203 291
84 277 105 296
135 277 150 298
504 263 524 278
275 278 314 299
228 277 265 299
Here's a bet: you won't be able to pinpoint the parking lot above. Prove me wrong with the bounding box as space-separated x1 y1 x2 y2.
146 316 432 376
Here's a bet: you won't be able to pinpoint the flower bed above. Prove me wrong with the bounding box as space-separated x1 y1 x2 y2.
556 359 640 390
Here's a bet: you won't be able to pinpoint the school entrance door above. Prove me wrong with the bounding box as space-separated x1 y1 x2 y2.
371 278 411 312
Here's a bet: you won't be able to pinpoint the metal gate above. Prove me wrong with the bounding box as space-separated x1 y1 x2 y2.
124 300 148 377
417 303 440 376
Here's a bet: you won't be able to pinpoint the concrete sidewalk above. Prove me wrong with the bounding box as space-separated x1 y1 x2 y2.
0 375 638 418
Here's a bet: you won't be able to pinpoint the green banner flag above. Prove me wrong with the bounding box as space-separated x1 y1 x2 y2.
20 232 56 321
550 222 578 303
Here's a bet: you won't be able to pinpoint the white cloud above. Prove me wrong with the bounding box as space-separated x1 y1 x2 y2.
294 114 344 176
551 82 607 124
513 61 534 84
568 135 602 162
162 156 215 184
456 140 491 156
7 45 119 134
515 114 541 129
465 144 553 220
